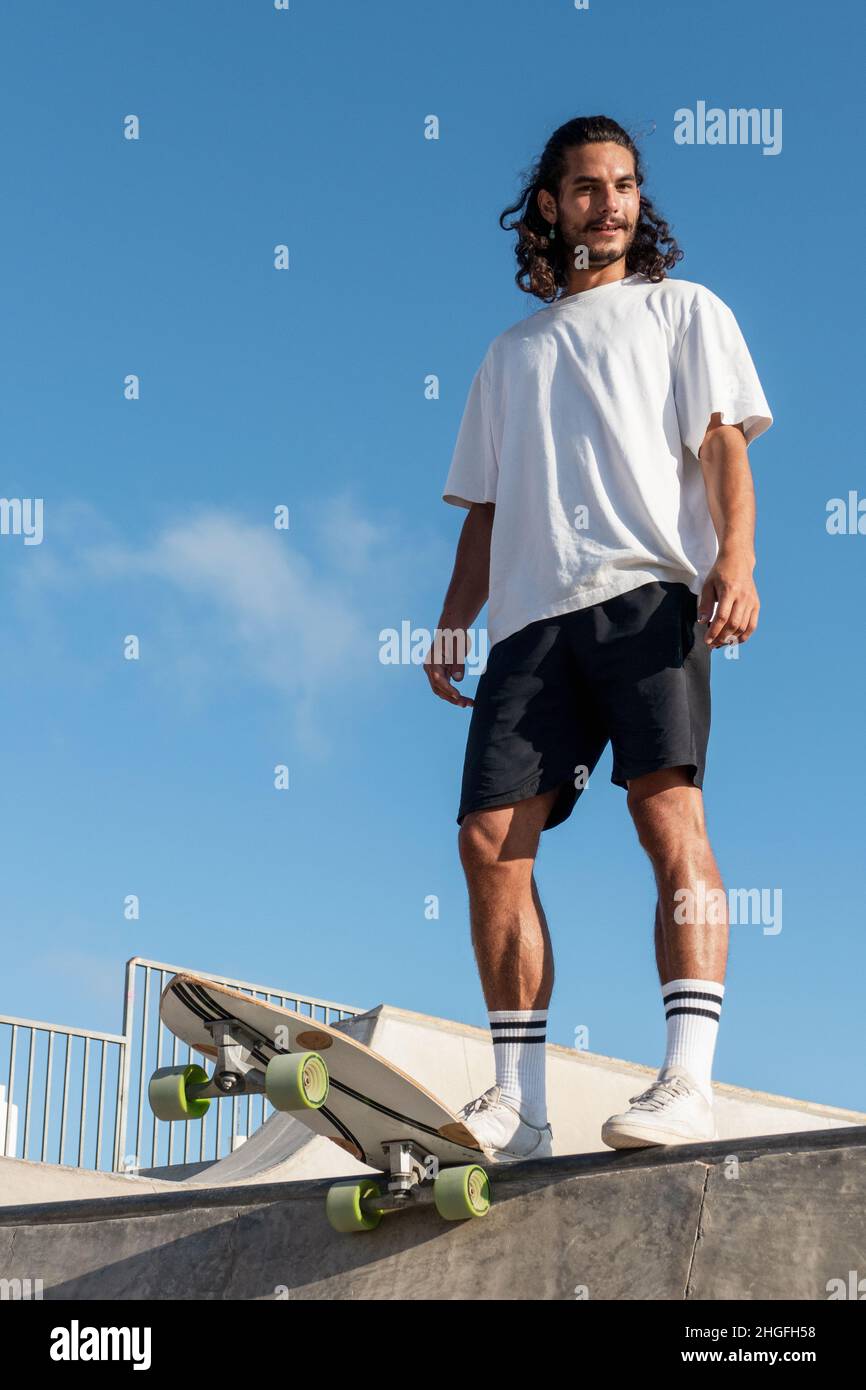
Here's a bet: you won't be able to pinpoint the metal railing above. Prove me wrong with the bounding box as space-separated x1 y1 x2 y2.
0 956 363 1176
0 1014 126 1171
121 956 363 1174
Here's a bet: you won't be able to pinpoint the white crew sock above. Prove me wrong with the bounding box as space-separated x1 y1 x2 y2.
660 978 724 1099
488 1009 548 1127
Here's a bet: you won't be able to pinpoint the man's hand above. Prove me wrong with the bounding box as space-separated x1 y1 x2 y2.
423 624 475 708
699 551 760 648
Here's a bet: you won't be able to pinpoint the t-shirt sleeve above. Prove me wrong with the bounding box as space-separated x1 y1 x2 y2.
442 358 499 508
674 291 773 460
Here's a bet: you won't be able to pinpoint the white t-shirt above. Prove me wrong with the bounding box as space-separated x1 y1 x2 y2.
442 273 773 650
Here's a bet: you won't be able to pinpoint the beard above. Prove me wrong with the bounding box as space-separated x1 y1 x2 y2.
565 222 635 268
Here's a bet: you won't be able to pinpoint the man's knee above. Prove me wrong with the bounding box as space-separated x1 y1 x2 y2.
626 767 706 858
458 812 508 873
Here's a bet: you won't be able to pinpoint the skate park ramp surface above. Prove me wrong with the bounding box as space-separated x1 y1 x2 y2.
2 1002 864 1207
2 1125 865 1301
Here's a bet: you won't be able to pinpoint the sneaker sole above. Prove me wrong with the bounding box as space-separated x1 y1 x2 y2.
601 1120 717 1149
486 1140 554 1164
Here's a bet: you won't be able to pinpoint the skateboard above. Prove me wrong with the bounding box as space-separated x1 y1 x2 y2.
149 973 492 1233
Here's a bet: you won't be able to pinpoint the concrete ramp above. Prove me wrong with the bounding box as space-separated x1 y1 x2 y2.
0 1158 190 1206
176 1007 385 1186
1 1125 864 1301
2 1002 863 1205
183 1002 865 1185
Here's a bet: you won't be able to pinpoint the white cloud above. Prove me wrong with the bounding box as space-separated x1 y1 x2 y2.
86 509 376 757
4 497 417 753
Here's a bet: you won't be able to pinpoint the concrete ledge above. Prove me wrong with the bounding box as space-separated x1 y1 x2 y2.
2 1122 863 1227
2 1125 864 1300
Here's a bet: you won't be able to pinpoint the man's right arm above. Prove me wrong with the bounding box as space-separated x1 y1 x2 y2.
424 502 494 707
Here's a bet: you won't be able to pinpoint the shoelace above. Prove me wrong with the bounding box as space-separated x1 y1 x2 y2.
459 1086 500 1119
627 1076 692 1111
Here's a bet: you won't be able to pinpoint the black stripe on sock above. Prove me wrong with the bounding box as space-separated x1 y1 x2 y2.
664 1006 722 1022
489 1018 547 1026
662 989 723 1006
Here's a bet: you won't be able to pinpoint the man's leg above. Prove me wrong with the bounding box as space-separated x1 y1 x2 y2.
628 766 727 1103
457 787 559 1143
628 767 728 985
458 788 560 1010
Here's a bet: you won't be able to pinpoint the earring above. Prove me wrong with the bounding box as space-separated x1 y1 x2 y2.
548 222 556 241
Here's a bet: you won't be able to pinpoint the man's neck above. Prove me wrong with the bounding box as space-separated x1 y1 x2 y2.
560 264 628 299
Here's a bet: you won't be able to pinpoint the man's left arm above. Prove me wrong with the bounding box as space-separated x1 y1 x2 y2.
697 414 760 649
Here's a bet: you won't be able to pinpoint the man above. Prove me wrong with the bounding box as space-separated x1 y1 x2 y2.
424 114 773 1162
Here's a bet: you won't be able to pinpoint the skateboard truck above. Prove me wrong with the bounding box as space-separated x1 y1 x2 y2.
148 1024 331 1122
328 1136 492 1231
371 1139 435 1211
201 1019 266 1097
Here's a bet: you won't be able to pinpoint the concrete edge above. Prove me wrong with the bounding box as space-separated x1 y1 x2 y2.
3 1123 864 1229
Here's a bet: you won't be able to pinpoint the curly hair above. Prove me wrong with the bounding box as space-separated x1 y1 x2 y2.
499 115 683 303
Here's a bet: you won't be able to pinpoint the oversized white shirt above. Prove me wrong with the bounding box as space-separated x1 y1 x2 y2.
442 273 773 650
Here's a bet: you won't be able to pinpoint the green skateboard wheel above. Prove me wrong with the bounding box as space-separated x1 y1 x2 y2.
326 1179 384 1233
433 1164 491 1221
148 1063 211 1122
265 1051 329 1111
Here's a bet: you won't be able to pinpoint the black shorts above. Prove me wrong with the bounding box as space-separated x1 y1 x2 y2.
457 581 711 833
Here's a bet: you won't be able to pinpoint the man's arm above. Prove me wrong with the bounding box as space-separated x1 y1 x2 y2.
424 502 494 707
697 414 760 648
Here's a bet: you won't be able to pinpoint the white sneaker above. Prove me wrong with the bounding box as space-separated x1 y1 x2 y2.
601 1066 717 1150
457 1085 553 1163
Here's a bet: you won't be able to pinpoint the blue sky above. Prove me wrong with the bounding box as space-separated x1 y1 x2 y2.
1 0 863 1119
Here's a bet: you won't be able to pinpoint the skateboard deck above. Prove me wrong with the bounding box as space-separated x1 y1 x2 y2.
158 973 485 1171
